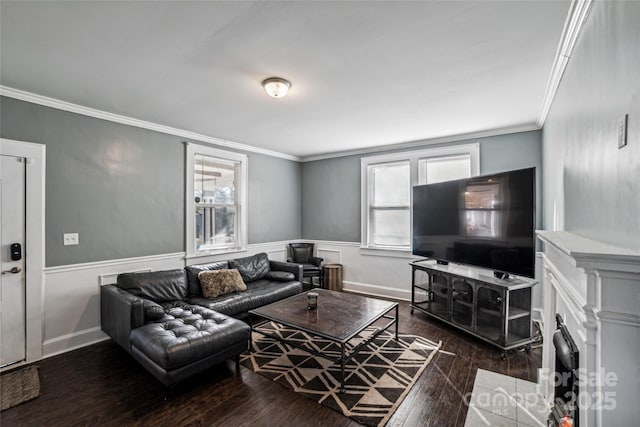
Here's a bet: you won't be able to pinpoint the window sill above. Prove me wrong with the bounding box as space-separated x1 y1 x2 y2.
359 246 419 259
186 247 246 260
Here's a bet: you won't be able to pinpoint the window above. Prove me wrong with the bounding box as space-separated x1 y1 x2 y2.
186 143 247 257
418 154 471 184
368 161 411 247
361 144 479 252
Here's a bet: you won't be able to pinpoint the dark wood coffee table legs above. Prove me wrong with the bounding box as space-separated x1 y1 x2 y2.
335 304 398 392
249 290 399 393
340 343 346 392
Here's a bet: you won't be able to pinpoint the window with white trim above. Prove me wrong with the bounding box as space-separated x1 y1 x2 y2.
361 144 479 251
186 143 247 257
367 160 411 247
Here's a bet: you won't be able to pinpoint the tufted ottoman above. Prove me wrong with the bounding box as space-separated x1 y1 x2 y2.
129 304 250 387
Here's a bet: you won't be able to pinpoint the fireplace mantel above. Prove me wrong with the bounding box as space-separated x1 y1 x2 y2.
536 230 640 426
538 230 640 272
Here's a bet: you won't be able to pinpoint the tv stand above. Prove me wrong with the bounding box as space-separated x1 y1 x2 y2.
436 259 449 265
410 261 537 358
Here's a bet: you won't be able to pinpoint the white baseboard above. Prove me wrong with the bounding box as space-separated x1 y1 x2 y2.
42 327 110 359
343 281 411 301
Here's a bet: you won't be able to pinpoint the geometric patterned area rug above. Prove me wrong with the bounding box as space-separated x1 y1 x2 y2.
241 322 441 427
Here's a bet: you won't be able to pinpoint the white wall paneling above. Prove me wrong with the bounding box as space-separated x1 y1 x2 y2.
42 252 186 358
40 241 292 358
99 269 152 287
186 241 292 265
311 241 545 315
317 247 342 264
314 241 416 301
37 239 546 359
533 252 545 327
266 249 287 262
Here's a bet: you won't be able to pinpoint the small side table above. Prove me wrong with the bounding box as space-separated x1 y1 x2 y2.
323 264 343 292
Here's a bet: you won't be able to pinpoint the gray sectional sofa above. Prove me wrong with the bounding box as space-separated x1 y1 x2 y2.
100 252 303 386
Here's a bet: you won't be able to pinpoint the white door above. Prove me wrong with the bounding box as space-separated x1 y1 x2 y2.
0 154 27 367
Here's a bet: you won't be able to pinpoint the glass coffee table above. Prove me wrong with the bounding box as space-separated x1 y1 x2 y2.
248 288 399 392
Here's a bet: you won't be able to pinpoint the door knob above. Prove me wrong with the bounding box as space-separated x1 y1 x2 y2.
2 266 21 274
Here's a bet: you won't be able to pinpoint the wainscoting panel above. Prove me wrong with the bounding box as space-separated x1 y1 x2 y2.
265 249 287 262
312 241 416 300
41 242 291 358
316 247 342 264
310 241 545 320
42 253 186 358
40 240 545 360
99 268 152 286
185 241 292 266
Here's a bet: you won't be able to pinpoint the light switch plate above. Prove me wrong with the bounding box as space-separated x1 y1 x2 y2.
63 233 79 246
618 114 628 149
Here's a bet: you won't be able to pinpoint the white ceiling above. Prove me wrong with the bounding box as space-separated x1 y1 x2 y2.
0 1 570 159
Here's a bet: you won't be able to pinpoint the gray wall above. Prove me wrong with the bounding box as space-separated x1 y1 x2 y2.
303 155 362 242
480 130 543 233
0 96 301 266
542 1 640 251
247 152 301 243
302 130 542 241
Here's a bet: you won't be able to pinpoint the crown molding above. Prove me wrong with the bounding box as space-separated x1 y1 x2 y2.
536 0 594 127
1 82 547 164
300 123 540 162
0 85 301 162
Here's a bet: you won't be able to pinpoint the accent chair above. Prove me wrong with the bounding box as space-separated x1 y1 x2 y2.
287 242 323 289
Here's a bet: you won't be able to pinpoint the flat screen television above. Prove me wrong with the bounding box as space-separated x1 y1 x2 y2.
412 167 536 278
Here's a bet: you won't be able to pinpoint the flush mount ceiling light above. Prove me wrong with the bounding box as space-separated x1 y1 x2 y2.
262 77 291 98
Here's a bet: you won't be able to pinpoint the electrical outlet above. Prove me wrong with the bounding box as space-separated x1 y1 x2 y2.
618 114 628 149
63 233 79 246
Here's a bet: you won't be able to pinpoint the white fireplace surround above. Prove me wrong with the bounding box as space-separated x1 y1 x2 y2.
536 231 640 426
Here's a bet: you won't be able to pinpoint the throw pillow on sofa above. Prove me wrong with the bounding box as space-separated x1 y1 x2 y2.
198 269 247 298
228 252 270 282
185 261 229 296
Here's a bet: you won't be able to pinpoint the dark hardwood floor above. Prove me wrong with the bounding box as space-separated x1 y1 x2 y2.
1 300 540 426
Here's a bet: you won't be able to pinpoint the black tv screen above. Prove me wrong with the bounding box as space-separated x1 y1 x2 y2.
412 167 535 278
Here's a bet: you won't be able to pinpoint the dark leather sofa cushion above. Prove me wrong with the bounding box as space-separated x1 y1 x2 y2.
266 271 295 282
228 253 270 282
143 300 165 321
187 279 302 318
117 269 188 303
185 261 229 296
130 305 250 370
